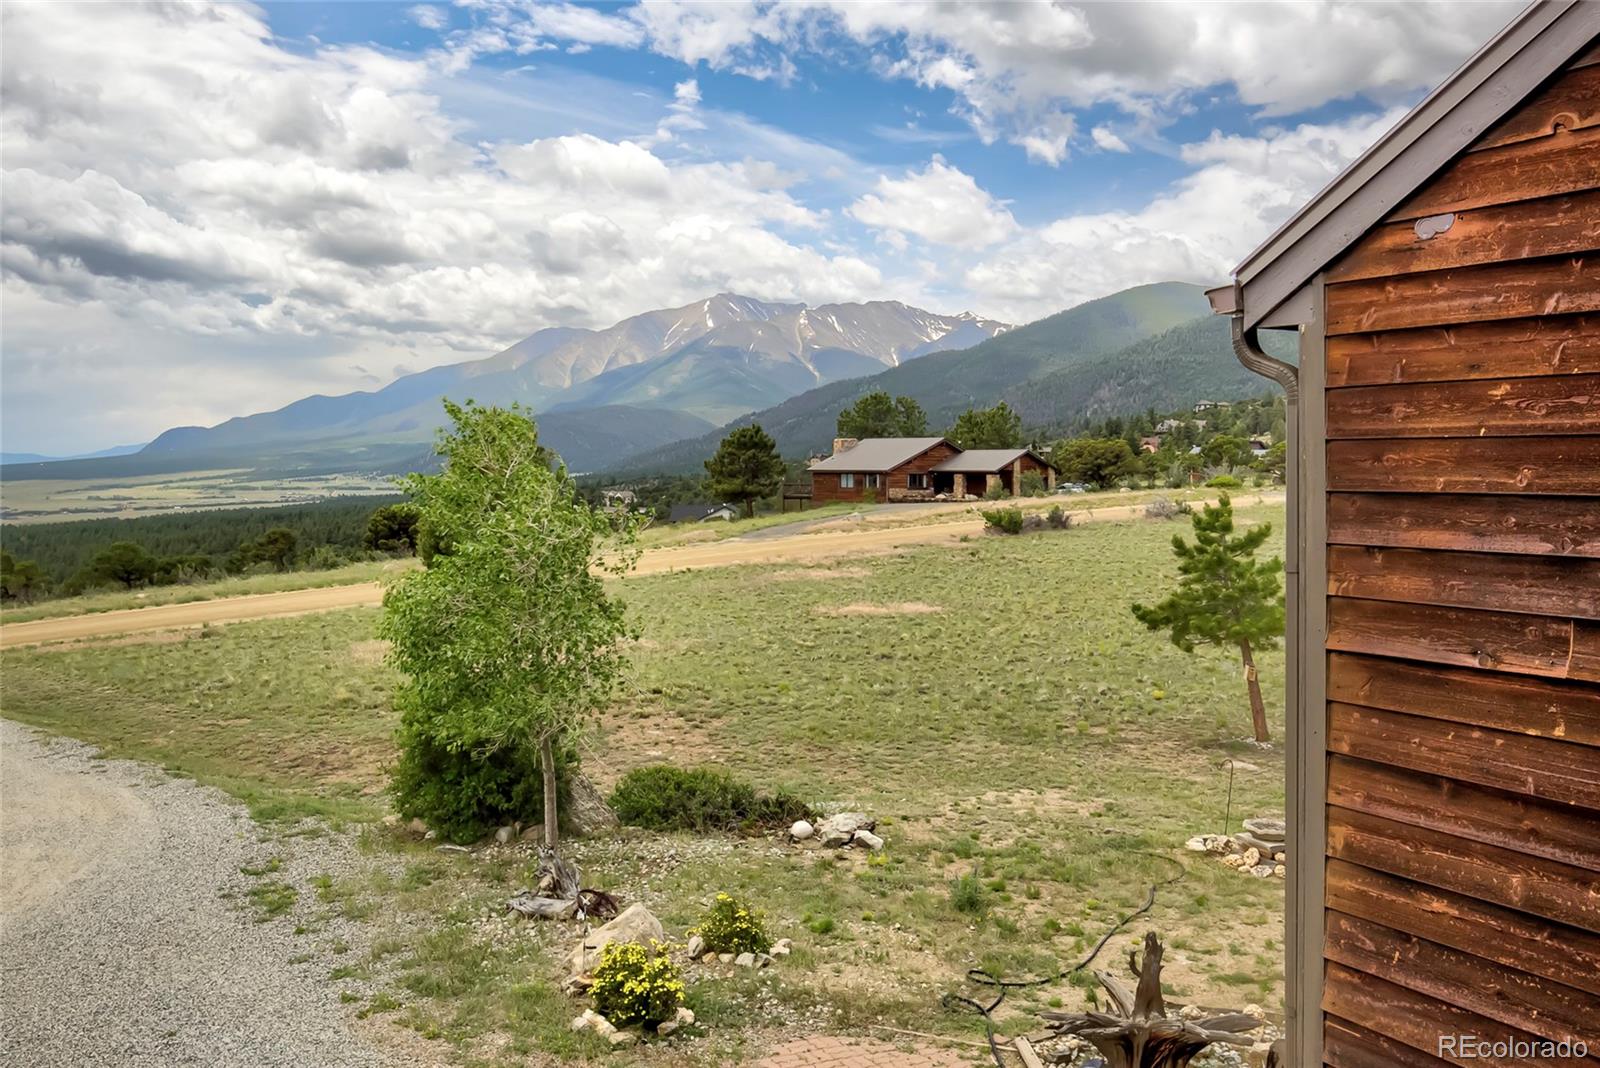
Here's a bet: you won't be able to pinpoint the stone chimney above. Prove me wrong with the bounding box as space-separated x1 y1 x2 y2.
832 437 860 456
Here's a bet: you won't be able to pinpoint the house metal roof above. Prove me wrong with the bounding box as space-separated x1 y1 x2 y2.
930 448 1050 474
809 437 947 472
1214 0 1600 328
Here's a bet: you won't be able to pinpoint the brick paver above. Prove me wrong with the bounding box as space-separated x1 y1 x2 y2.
757 1035 976 1068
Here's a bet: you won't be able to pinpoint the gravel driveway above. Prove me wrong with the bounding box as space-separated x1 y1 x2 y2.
0 720 395 1067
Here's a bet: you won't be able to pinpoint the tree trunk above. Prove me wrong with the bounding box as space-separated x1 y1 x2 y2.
743 498 756 518
1238 639 1270 743
539 734 560 851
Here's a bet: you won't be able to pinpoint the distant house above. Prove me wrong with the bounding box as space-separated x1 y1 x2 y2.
1192 399 1231 413
601 487 637 507
665 502 738 523
808 437 1057 502
1154 418 1184 434
1139 435 1163 454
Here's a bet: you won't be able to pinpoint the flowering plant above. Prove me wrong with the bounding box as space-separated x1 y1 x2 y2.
591 940 685 1026
692 892 772 955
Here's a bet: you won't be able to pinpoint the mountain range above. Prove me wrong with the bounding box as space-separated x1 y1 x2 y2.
2 282 1289 484
133 295 1009 468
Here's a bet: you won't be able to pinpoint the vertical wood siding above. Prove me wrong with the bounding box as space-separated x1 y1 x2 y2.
1317 50 1600 1065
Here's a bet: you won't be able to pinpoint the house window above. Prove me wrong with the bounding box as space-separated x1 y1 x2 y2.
907 473 928 490
839 473 855 489
865 473 881 489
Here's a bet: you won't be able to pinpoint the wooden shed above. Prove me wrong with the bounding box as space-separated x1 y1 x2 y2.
1208 3 1600 1064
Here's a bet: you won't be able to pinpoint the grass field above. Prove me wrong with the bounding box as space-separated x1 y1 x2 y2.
0 503 1287 1064
0 467 396 523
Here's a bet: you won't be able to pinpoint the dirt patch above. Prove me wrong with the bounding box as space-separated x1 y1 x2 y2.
347 639 391 666
814 602 944 617
763 566 872 582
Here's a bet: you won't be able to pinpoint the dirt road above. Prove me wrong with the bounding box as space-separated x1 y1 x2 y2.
0 493 1281 648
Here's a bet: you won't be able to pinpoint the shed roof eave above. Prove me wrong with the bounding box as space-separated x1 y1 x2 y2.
1227 0 1599 328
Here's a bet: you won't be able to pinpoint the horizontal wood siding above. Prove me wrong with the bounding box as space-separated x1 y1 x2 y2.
1315 50 1600 1065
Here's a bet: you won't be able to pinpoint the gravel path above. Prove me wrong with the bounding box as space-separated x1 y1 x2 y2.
0 720 395 1067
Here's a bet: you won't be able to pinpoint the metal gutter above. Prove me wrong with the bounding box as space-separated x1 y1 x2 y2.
1230 316 1299 403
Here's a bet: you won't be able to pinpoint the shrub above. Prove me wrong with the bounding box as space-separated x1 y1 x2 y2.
1046 505 1071 530
949 869 987 914
590 941 684 1027
390 720 572 843
982 480 1010 500
610 765 812 833
1144 496 1182 519
983 508 1024 535
1205 474 1243 489
1019 471 1048 497
693 892 772 954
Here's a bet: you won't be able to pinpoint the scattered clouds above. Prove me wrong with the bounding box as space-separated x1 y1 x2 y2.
849 157 1016 250
964 108 1410 323
1090 126 1130 153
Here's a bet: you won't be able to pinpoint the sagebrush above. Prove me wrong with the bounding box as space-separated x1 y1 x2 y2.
609 765 812 832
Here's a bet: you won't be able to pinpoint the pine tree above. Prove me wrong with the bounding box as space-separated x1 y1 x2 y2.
1132 494 1284 742
704 424 785 518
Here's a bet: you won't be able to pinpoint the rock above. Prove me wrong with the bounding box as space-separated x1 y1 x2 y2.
701 951 718 963
608 1030 638 1048
755 953 773 968
1177 1003 1207 1021
686 935 704 959
852 829 884 851
1233 831 1281 854
675 1006 695 1025
1184 836 1209 853
770 938 791 958
1243 817 1286 840
567 903 664 977
789 820 815 841
520 826 544 843
1247 1041 1274 1068
1221 854 1245 868
1273 851 1286 863
434 844 469 854
816 812 873 848
657 1020 680 1037
1250 863 1276 878
1241 847 1261 868
407 817 428 835
718 953 734 964
494 825 515 845
569 1015 587 1033
568 772 620 836
1274 864 1286 878
734 952 756 968
572 1009 615 1037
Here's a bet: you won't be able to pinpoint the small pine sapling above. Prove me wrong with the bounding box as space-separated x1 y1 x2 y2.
1131 494 1284 742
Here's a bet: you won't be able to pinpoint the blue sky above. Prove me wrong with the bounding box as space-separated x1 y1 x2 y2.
1 0 1520 453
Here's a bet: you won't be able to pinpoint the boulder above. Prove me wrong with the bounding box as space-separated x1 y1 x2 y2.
567 772 620 836
1241 847 1261 868
816 812 873 848
734 952 756 968
567 903 664 977
570 1009 616 1037
789 820 815 841
686 935 705 959
608 1030 638 1048
494 825 516 845
852 829 884 851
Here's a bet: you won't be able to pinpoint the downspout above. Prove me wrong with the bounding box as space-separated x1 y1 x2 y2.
1230 314 1299 402
1231 306 1308 1068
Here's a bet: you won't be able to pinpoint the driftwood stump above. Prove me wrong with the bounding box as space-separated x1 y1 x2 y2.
1041 933 1259 1067
505 848 618 922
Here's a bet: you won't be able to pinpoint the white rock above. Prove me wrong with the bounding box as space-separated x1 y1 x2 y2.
789 820 815 841
574 1009 615 1037
686 934 704 958
852 829 884 851
567 903 664 977
1221 854 1245 868
1273 851 1286 863
735 952 756 968
657 1020 679 1037
608 1030 638 1048
1250 863 1276 878
770 938 792 958
718 953 734 964
494 825 515 845
1184 836 1209 853
1274 864 1287 878
675 1006 695 1025
1241 847 1261 868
